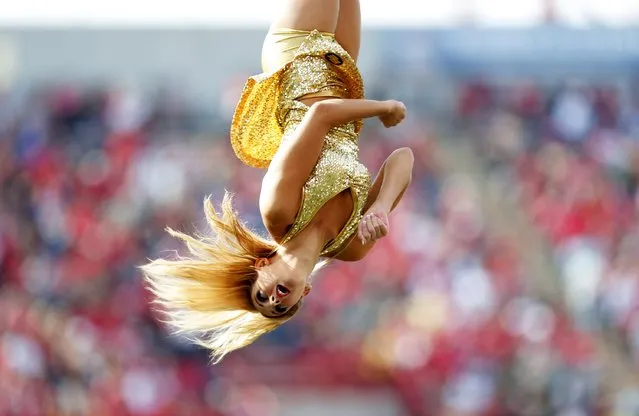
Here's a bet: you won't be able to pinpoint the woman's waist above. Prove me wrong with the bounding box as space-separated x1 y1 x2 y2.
308 147 370 191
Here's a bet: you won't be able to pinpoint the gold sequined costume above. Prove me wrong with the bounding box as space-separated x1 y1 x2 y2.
231 29 371 257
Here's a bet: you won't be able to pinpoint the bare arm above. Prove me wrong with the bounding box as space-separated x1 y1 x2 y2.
335 147 414 261
307 98 395 128
260 98 404 228
366 147 414 213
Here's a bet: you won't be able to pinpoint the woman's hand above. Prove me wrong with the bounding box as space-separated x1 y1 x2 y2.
379 100 406 128
357 202 390 245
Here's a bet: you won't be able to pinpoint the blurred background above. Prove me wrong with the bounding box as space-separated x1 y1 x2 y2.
2 1 639 415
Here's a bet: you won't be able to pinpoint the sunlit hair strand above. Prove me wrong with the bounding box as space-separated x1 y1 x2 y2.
140 191 304 363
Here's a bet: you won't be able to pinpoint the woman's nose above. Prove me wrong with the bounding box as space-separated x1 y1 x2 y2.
270 295 280 304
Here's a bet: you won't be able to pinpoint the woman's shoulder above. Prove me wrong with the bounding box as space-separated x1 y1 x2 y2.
258 171 301 241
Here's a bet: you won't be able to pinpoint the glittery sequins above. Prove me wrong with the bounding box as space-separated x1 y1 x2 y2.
279 122 370 257
231 30 364 169
231 30 370 256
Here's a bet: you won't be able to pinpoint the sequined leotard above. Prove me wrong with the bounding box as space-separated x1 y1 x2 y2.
231 30 371 257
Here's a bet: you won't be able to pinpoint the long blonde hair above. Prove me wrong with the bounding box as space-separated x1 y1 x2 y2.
141 192 302 363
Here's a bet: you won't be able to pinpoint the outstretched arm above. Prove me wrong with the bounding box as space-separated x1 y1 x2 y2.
306 98 406 129
260 99 405 229
335 147 414 262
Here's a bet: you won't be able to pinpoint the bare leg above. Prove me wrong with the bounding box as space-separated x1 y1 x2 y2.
335 0 361 61
270 0 340 33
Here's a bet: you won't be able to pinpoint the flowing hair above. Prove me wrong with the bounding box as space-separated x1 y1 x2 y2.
141 191 303 363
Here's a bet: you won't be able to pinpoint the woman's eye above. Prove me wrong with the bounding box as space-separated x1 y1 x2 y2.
256 291 268 303
275 305 288 314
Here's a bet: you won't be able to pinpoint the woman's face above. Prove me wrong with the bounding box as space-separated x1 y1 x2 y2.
251 257 310 317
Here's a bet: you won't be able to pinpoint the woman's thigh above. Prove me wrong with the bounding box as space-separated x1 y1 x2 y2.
269 0 340 33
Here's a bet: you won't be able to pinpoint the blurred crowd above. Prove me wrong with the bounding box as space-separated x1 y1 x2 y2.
0 79 635 416
459 78 639 414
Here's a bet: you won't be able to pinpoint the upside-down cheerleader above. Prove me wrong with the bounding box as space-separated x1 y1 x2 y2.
142 0 414 362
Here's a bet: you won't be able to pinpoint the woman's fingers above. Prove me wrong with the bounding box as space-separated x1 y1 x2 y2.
359 213 389 244
364 215 376 240
358 218 372 243
371 215 388 239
